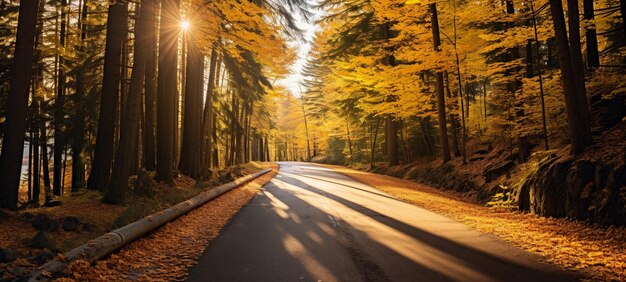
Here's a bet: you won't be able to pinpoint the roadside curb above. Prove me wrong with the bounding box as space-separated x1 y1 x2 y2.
23 168 273 281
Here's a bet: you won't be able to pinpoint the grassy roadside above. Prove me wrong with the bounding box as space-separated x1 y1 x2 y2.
56 163 279 281
0 162 273 281
323 164 625 281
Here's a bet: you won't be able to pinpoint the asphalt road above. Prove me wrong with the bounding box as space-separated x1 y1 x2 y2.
186 162 577 282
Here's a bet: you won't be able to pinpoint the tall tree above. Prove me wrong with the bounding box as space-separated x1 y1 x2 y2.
53 0 68 196
0 0 40 210
156 0 180 184
88 0 129 191
179 38 204 179
143 0 158 171
105 0 153 203
430 3 451 163
549 0 593 154
71 0 89 192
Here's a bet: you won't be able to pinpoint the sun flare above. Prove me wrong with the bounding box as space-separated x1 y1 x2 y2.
181 20 190 31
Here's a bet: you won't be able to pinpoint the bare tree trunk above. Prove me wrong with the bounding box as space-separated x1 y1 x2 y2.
179 39 204 179
143 0 158 171
89 1 128 191
53 0 67 196
583 0 599 68
156 0 180 183
0 0 40 210
430 3 451 163
385 117 399 165
201 47 218 170
71 0 88 192
549 0 593 154
370 119 382 170
106 0 153 204
530 0 550 150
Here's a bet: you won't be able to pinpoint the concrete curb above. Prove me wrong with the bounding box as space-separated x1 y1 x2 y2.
24 168 273 281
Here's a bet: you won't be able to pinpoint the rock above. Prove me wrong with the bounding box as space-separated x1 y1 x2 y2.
0 210 8 220
29 248 56 265
0 248 17 263
25 231 55 250
62 216 80 232
590 94 625 128
32 214 58 232
564 160 595 219
483 160 515 182
233 167 244 177
218 171 234 183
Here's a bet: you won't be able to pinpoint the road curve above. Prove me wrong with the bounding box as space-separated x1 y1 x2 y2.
186 162 577 282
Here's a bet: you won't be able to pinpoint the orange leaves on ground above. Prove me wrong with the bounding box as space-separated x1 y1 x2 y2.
58 164 278 282
326 165 626 281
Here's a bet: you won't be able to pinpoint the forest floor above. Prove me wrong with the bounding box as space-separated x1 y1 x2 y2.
0 162 275 281
323 164 626 281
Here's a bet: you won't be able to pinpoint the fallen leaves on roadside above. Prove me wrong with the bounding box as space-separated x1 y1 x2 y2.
57 164 278 282
326 165 626 281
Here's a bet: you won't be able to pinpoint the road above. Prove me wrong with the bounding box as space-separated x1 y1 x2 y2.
187 162 577 282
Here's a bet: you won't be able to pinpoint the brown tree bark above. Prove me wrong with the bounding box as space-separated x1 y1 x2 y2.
385 117 398 166
179 39 204 179
0 0 40 209
105 0 153 204
549 0 593 154
201 47 218 170
88 1 128 191
143 0 158 171
156 0 180 183
53 0 67 196
583 0 599 68
430 3 451 163
71 0 88 192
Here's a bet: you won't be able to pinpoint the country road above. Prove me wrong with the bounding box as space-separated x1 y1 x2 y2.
187 162 577 282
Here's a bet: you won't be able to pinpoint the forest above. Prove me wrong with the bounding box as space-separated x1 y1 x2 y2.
0 0 307 209
0 0 624 280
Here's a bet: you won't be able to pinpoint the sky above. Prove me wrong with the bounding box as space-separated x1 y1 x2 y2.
275 8 321 98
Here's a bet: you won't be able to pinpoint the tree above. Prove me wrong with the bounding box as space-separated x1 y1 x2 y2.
156 0 180 184
0 0 40 210
179 38 205 179
105 0 154 204
88 0 129 191
549 0 593 155
430 2 451 163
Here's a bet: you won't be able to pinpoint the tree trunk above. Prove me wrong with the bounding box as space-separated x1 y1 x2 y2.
105 0 152 204
530 0 550 150
53 0 68 196
430 3 451 163
201 47 218 170
583 0 599 68
143 0 158 171
346 123 353 163
370 119 382 170
549 0 593 154
71 0 88 192
385 117 398 166
88 1 128 191
156 0 180 183
0 0 40 210
41 114 52 203
179 39 204 179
